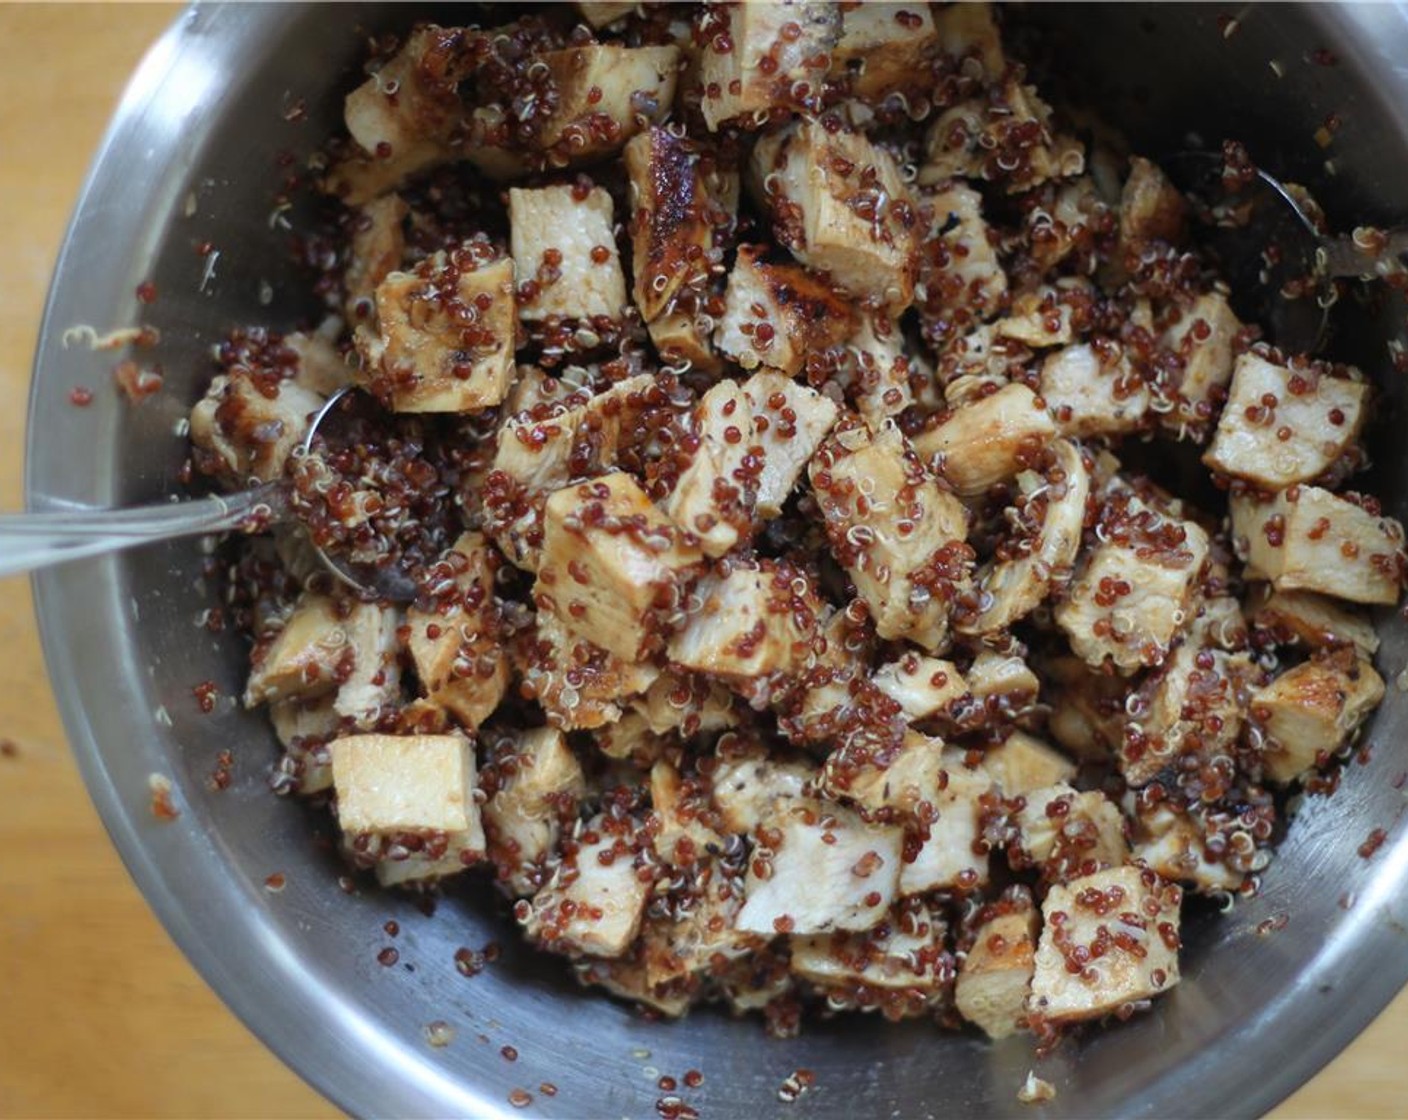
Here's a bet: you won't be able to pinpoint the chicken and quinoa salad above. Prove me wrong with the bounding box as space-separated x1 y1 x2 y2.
186 2 1404 1044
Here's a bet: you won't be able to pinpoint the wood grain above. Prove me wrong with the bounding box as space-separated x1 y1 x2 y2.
0 5 1401 1117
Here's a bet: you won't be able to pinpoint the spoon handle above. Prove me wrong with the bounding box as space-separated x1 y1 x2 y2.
0 485 281 579
1320 228 1408 280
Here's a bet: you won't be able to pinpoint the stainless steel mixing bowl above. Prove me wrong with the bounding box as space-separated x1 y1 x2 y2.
26 5 1408 1116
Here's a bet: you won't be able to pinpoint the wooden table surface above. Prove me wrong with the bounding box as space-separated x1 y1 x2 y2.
0 5 1404 1117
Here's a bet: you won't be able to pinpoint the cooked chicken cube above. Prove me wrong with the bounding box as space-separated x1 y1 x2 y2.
406 533 508 729
711 740 816 833
1117 156 1186 260
743 369 839 516
372 828 486 888
1042 654 1126 762
1120 644 1257 787
1012 784 1129 883
1021 175 1113 273
736 801 904 934
190 371 324 484
915 184 1007 341
1039 343 1149 438
524 816 652 957
1055 498 1210 673
624 127 731 323
510 184 628 322
357 249 516 412
1203 354 1367 487
811 422 973 650
332 600 402 723
517 608 660 730
330 732 483 845
825 730 947 819
696 2 840 131
270 697 339 795
754 118 918 306
285 329 354 396
664 380 756 556
932 0 1006 80
993 281 1088 348
956 900 1039 1040
536 472 703 661
483 727 586 897
1029 866 1181 1024
965 649 1041 715
983 732 1077 799
344 193 408 321
630 670 738 739
1247 585 1379 657
1252 650 1385 783
919 80 1083 193
872 654 969 723
1230 485 1404 606
538 44 679 160
934 326 1030 406
650 760 725 866
640 859 756 985
576 951 694 1018
900 750 994 895
1191 593 1250 652
1131 802 1244 894
829 3 939 100
913 383 1056 498
959 439 1091 635
842 314 916 430
715 245 857 375
648 308 723 375
1157 291 1242 436
668 559 821 680
790 899 949 1016
328 26 468 205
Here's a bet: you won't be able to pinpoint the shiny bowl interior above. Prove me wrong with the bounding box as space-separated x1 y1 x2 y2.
27 5 1408 1117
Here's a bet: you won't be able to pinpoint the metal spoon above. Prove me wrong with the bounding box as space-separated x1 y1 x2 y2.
2 387 416 601
1163 149 1408 353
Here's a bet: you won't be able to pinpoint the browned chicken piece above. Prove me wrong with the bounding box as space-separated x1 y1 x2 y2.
536 44 680 161
934 326 1031 408
1022 176 1113 273
285 329 355 396
598 671 737 762
668 558 822 681
270 698 339 796
1056 495 1210 674
1130 801 1245 894
743 369 840 516
715 245 858 374
960 438 1091 635
517 606 660 731
913 382 1056 498
1119 644 1259 788
640 859 758 984
872 653 969 723
648 309 725 375
325 26 473 205
1252 648 1385 783
993 280 1091 348
189 371 324 484
510 184 628 322
1012 783 1129 884
811 422 973 651
842 313 917 430
900 749 994 896
932 0 1006 80
1204 354 1367 487
965 649 1041 717
332 601 403 724
753 118 918 307
1042 654 1126 762
624 127 732 323
982 731 1077 799
1190 593 1250 652
695 1 840 131
735 800 904 935
245 593 383 707
482 727 586 897
649 759 725 866
915 184 1008 341
955 897 1039 1040
664 380 757 557
1247 585 1379 657
1040 343 1150 438
919 80 1084 193
789 899 949 1017
1230 485 1404 605
356 246 516 412
1117 156 1186 260
329 732 485 885
828 3 939 100
710 738 817 834
823 730 946 818
405 532 509 729
535 472 703 661
523 814 653 957
344 193 408 322
1029 866 1181 1024
1157 291 1242 437
575 953 693 1018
